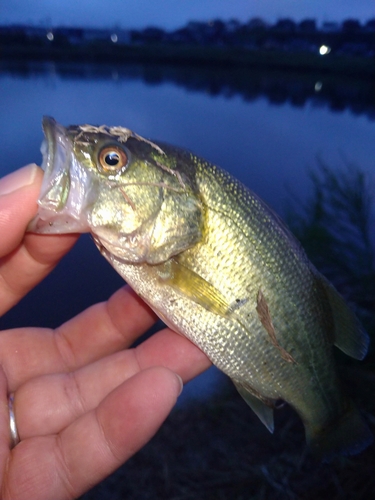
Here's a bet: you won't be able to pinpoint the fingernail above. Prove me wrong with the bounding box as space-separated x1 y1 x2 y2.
176 374 184 396
0 164 40 196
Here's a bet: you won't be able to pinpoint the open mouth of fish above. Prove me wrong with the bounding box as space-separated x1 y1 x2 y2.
28 116 92 234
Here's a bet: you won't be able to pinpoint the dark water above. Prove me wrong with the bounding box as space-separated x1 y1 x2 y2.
0 61 374 401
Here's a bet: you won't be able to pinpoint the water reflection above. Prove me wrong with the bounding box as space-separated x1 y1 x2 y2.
1 60 375 120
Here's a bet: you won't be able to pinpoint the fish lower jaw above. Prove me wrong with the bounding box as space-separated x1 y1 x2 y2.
28 211 90 234
91 234 151 265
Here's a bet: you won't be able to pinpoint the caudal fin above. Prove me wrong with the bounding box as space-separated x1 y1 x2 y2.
307 403 373 462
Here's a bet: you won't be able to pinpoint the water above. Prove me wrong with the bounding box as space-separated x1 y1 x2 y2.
1 61 374 401
1 63 374 214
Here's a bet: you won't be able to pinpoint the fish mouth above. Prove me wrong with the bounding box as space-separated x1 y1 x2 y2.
28 116 91 234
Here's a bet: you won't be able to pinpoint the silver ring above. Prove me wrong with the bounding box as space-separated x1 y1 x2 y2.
8 393 20 448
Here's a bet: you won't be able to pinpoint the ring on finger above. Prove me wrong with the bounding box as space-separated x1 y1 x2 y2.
9 393 20 449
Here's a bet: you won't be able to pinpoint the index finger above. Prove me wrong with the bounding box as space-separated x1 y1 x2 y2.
0 165 79 315
0 285 158 390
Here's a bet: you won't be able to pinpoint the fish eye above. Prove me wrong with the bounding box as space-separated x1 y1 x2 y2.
98 146 128 173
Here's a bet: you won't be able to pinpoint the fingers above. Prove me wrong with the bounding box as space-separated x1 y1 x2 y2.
53 285 158 369
15 350 141 439
3 367 181 500
13 328 211 439
135 327 211 381
0 165 79 315
0 286 158 391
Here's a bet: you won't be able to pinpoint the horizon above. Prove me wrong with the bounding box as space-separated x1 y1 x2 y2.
2 16 374 32
1 0 374 30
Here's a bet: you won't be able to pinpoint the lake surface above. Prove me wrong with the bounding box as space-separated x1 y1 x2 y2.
0 61 374 400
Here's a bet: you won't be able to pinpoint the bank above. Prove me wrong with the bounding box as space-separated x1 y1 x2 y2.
1 41 374 77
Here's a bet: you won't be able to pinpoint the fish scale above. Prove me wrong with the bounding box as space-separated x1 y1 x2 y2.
28 116 373 460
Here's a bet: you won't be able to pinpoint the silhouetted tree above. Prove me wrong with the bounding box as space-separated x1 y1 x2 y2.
299 19 317 32
273 18 297 32
342 19 362 32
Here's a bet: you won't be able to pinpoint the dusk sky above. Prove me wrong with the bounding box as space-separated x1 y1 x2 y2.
1 0 374 29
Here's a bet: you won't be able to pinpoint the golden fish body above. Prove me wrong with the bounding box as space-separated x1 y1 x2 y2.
29 117 372 459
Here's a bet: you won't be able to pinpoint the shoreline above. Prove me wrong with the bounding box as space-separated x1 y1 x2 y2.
1 42 374 77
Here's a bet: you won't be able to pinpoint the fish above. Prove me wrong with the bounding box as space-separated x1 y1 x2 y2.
29 116 372 460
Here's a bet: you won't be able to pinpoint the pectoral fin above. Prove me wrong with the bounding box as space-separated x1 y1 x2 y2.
160 258 231 317
233 380 275 433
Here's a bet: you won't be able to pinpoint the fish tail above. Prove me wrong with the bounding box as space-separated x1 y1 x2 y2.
306 403 373 462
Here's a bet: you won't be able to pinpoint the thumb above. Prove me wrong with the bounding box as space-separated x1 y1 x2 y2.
0 165 43 257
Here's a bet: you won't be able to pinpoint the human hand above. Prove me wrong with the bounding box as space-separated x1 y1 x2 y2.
0 165 211 500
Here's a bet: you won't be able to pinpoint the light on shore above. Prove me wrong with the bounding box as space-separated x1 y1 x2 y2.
319 45 331 55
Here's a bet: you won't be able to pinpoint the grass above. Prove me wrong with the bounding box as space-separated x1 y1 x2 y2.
286 160 375 342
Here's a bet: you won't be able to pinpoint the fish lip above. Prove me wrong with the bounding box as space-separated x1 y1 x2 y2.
40 116 71 187
38 115 70 207
27 116 91 234
42 116 57 177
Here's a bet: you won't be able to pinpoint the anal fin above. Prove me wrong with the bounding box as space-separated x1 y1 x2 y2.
233 380 275 433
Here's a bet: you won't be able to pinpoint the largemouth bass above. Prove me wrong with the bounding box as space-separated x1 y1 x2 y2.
29 117 372 460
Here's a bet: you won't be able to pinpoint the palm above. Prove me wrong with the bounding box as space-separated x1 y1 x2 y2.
0 165 210 500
